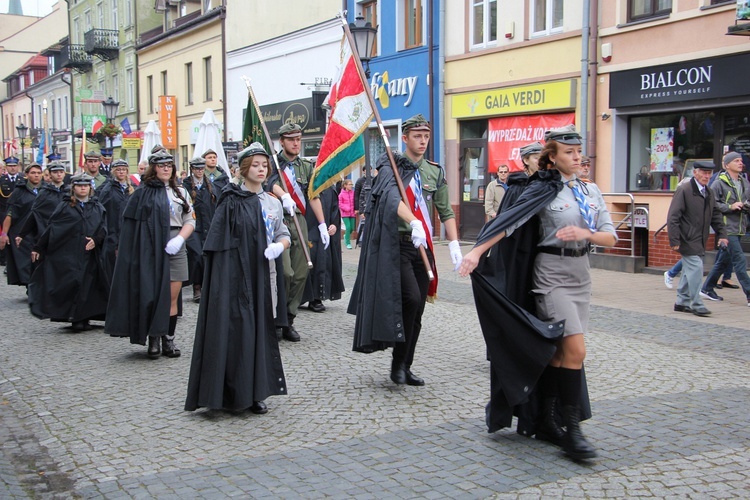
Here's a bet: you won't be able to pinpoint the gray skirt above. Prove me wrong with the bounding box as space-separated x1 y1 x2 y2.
168 227 189 282
531 252 591 336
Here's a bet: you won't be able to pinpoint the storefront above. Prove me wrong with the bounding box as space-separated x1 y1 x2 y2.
449 79 578 240
608 52 750 265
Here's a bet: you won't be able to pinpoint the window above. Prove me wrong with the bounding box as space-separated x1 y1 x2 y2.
471 0 497 48
361 1 378 55
74 17 82 44
181 145 188 172
112 74 119 103
125 0 132 26
203 57 212 101
84 9 92 31
531 0 563 37
203 0 212 12
185 62 193 105
51 101 57 129
63 96 69 128
127 69 134 110
628 0 672 22
161 70 168 95
111 0 118 29
403 0 423 49
97 2 104 28
147 75 154 113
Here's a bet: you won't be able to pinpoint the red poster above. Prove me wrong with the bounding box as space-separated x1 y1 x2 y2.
487 113 575 172
159 95 177 149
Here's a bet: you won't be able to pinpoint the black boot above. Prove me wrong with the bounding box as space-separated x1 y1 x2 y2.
193 284 201 303
162 316 181 357
535 397 565 446
404 367 425 386
561 405 597 460
147 336 160 359
390 359 406 385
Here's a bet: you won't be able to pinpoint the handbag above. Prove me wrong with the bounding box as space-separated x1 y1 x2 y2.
636 166 652 189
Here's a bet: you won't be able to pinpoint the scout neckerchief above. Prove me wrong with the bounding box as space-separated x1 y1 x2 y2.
567 179 596 232
405 165 438 302
262 207 274 247
280 160 307 215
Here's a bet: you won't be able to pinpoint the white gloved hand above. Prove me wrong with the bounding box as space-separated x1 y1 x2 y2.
409 220 427 249
318 222 330 249
264 241 285 260
280 193 296 215
448 239 463 271
165 235 185 255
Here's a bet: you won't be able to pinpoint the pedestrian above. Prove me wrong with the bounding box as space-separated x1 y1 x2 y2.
484 164 509 221
185 142 288 414
28 173 109 331
459 125 618 460
0 156 24 267
353 166 377 247
339 179 356 249
182 156 217 303
105 150 195 358
667 161 727 316
266 123 330 342
349 114 463 386
699 152 750 304
0 163 42 287
580 155 591 180
131 161 147 187
96 159 134 279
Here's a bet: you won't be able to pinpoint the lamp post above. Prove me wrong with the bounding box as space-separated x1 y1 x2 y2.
349 15 378 78
16 123 28 168
101 96 119 150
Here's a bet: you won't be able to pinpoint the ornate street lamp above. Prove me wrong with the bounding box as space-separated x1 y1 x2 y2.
16 123 28 168
101 96 119 149
349 15 378 78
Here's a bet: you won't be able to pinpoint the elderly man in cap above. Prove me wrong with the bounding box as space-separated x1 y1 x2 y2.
0 157 24 267
202 149 230 190
84 151 108 189
99 148 114 176
484 164 509 221
266 122 330 342
668 160 727 316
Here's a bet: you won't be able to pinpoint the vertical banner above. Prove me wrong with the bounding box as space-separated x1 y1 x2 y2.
650 127 674 172
159 95 177 149
487 113 576 172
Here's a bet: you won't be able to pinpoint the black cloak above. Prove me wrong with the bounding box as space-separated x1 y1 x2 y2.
182 176 217 286
17 183 67 245
4 182 39 286
104 180 172 345
185 184 286 411
347 152 418 353
96 178 131 279
28 197 109 323
302 185 345 303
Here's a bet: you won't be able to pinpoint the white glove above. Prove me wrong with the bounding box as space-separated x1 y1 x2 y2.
318 222 330 250
264 241 285 260
409 220 427 249
280 193 296 215
165 235 185 255
448 239 463 271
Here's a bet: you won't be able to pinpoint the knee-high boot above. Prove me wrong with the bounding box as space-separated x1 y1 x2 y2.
161 315 181 358
535 366 565 445
559 367 596 459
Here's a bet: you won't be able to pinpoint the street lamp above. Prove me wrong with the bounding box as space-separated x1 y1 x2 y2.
101 96 119 149
16 123 28 168
349 15 378 78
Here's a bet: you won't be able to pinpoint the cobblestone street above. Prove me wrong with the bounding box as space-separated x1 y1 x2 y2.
1 244 749 498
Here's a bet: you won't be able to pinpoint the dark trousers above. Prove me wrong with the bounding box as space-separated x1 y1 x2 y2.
393 240 432 368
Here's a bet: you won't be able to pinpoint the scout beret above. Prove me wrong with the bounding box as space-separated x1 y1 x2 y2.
693 161 715 171
84 151 102 159
519 142 543 157
189 157 206 168
71 173 95 185
278 123 302 137
544 125 582 145
402 114 431 133
4 157 19 165
111 159 129 169
46 162 66 172
723 152 742 166
237 142 271 165
201 149 217 158
148 150 174 164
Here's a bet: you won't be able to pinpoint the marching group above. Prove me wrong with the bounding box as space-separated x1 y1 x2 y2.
1 114 625 461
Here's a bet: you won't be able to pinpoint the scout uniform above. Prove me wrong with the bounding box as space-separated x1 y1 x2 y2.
84 151 108 189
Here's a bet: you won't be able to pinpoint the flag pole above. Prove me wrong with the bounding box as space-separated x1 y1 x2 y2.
241 76 313 270
337 12 433 281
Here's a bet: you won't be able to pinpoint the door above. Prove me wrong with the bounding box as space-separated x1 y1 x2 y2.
459 143 487 241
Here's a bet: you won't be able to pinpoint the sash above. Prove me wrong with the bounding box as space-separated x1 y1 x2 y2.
130 174 141 187
405 175 438 301
281 166 306 215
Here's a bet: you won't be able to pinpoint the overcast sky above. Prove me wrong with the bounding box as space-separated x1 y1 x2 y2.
1 0 57 17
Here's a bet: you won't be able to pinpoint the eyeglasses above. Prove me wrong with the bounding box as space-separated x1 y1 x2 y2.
155 164 173 170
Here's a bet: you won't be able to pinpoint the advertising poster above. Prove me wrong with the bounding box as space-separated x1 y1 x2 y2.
487 113 575 172
650 127 674 172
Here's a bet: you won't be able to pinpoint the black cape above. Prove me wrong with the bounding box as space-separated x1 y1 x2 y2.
302 186 345 303
28 197 109 323
17 183 67 245
182 176 217 286
348 152 417 353
96 178 131 279
104 180 172 344
5 182 39 286
185 184 286 411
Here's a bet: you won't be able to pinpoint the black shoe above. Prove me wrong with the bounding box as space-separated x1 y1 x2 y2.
275 327 283 341
535 397 565 446
404 369 425 386
161 337 181 357
308 300 326 313
71 320 89 332
147 336 160 359
561 405 597 460
282 325 300 342
721 279 740 289
192 285 201 303
250 401 268 414
674 304 693 313
390 360 406 385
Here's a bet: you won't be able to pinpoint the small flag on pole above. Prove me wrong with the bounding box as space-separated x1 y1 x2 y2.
120 117 132 134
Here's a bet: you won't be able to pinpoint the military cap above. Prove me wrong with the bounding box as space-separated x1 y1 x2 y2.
46 152 62 162
84 151 102 160
46 162 66 172
237 142 270 165
100 148 113 157
402 114 431 133
278 123 302 137
519 142 543 157
544 125 582 145
151 144 166 154
71 173 95 185
148 149 174 164
25 163 43 173
189 157 206 169
201 149 217 158
4 157 19 165
693 161 715 171
111 159 129 169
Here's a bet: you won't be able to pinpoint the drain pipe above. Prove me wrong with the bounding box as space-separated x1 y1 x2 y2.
580 0 590 158
587 0 599 181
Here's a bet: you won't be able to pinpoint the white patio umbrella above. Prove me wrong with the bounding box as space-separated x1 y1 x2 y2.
139 120 161 165
193 108 229 177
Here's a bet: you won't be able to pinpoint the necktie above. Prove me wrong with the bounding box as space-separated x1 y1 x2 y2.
262 207 274 246
413 168 423 210
120 184 127 193
567 181 596 232
79 201 85 210
33 187 38 195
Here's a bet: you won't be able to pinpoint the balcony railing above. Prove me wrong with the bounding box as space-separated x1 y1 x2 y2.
60 44 93 73
84 29 119 61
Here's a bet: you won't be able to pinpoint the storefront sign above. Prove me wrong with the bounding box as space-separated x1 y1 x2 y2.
159 96 177 149
122 137 142 149
451 80 576 119
487 113 575 172
259 97 325 139
370 71 419 108
609 53 750 107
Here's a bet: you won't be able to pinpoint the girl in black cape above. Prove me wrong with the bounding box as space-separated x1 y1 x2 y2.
182 156 217 303
96 159 134 280
28 173 109 331
185 142 288 414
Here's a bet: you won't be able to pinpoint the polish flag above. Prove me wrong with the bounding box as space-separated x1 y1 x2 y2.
91 119 104 135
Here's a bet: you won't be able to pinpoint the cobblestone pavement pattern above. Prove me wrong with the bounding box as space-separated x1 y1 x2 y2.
1 242 749 498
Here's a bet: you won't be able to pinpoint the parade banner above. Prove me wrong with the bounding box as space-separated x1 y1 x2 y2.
159 96 177 149
487 113 575 172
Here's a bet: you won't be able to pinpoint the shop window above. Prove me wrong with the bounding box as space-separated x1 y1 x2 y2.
627 111 715 192
471 0 498 48
531 0 563 37
628 0 672 22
